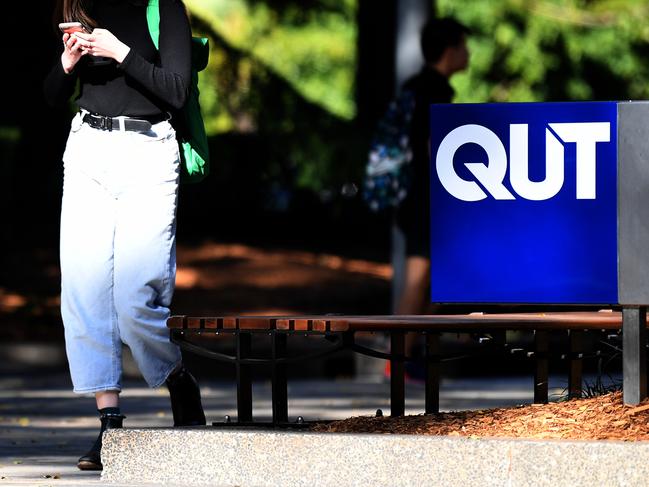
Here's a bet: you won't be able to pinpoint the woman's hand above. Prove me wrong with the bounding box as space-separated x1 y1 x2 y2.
73 29 131 64
61 33 87 74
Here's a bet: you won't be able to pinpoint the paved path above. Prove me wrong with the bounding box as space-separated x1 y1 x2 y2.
0 372 570 486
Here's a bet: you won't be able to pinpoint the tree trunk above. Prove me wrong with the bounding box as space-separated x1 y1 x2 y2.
355 0 398 130
395 0 433 88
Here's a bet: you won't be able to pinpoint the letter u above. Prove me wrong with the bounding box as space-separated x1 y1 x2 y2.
509 124 564 201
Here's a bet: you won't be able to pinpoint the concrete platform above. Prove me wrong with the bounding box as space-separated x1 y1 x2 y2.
0 374 615 486
102 428 649 487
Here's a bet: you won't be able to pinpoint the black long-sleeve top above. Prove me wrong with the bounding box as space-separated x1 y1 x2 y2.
43 0 191 117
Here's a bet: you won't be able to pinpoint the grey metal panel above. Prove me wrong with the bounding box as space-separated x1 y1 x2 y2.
623 307 647 404
618 102 649 305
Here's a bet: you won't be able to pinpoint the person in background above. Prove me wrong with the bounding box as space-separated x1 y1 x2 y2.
43 0 205 471
396 17 470 378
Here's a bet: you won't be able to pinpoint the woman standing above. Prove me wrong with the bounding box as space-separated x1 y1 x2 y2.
44 0 205 471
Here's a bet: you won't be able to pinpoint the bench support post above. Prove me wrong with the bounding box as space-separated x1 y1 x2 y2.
390 332 405 417
236 332 253 422
534 330 549 404
623 306 647 405
568 330 583 399
272 332 289 423
425 332 440 414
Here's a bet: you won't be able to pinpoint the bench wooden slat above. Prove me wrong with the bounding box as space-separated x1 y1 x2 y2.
239 317 274 330
313 319 327 332
204 317 220 329
342 313 625 331
187 317 202 329
329 320 349 332
294 319 311 331
276 319 290 331
168 315 186 329
168 312 640 332
275 319 312 331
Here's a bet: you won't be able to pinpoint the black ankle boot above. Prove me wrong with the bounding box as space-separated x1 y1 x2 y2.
77 408 125 471
166 366 206 426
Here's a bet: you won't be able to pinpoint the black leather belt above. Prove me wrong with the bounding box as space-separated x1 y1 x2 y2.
82 112 169 132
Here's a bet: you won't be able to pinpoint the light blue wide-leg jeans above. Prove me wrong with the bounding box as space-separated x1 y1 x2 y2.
60 112 182 393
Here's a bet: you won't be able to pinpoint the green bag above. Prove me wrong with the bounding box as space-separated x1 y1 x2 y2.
146 0 210 183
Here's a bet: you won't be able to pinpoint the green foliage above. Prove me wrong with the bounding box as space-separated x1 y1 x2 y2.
182 0 360 195
186 0 356 131
437 0 649 103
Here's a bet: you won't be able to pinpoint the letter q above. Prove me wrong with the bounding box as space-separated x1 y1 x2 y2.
436 124 515 201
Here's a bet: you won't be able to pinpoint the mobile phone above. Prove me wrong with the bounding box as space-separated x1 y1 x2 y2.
58 22 89 34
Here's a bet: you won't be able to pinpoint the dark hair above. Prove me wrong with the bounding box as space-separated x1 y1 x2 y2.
53 0 97 33
421 18 470 64
52 0 157 33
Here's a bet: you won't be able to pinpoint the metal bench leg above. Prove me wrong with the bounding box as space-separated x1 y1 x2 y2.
425 332 440 414
272 332 288 423
568 330 583 399
623 306 647 405
390 331 405 417
236 331 253 422
534 330 549 404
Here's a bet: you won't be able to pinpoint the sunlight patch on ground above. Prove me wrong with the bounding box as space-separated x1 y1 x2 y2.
0 289 28 312
175 242 391 291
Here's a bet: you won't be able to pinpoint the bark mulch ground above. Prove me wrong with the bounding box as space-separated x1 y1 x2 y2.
312 392 649 441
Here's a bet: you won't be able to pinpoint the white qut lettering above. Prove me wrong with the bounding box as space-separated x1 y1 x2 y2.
509 124 565 201
436 124 514 202
436 121 611 201
548 122 610 199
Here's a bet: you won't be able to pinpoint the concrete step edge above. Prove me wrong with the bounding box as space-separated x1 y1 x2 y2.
102 428 649 487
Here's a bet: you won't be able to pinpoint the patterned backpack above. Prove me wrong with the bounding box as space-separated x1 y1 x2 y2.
362 90 416 212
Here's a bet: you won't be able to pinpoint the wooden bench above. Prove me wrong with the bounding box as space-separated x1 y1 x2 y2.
167 311 644 425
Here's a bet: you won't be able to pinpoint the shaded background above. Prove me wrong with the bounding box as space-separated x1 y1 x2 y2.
1 0 646 377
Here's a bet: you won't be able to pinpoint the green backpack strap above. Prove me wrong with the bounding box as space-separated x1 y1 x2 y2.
146 0 161 49
147 0 209 69
145 0 210 184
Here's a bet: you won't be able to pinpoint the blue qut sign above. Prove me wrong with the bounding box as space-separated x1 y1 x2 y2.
429 102 620 304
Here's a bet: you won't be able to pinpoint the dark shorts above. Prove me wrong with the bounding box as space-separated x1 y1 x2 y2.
396 189 429 258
